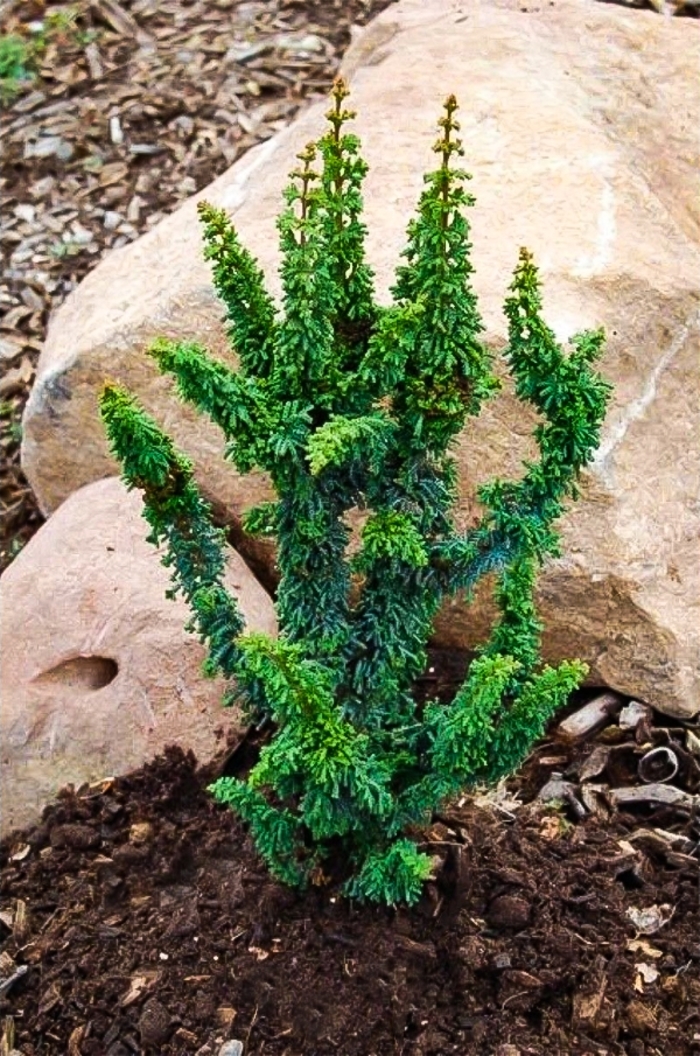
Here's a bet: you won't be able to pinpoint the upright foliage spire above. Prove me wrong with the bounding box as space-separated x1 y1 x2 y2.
391 93 498 452
101 84 611 906
317 77 376 382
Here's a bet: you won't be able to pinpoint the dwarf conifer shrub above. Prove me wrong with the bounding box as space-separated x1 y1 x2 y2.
101 81 611 905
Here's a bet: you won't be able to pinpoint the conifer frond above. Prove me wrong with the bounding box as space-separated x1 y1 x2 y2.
198 201 277 377
317 78 376 376
148 338 272 473
100 385 245 677
391 94 498 453
306 413 395 476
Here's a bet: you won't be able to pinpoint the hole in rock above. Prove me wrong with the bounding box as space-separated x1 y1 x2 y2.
33 655 119 691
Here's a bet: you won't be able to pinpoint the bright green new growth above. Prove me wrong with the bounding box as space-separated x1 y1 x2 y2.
100 82 611 905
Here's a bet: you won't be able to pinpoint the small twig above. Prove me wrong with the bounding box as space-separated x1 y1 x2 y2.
0 965 28 998
501 989 532 1009
245 1004 259 1049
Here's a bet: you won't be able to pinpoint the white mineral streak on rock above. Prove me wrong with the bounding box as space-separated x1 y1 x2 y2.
572 155 617 279
593 305 700 483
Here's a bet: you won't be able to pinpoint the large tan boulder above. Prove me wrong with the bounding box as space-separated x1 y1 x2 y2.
0 477 276 837
20 0 700 717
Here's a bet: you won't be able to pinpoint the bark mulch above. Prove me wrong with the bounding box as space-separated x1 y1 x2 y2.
0 0 396 572
1 652 698 1056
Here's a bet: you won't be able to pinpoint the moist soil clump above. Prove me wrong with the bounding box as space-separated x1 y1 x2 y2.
1 667 699 1056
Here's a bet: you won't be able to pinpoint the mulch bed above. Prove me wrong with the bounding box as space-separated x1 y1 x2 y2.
0 0 396 572
1 652 699 1056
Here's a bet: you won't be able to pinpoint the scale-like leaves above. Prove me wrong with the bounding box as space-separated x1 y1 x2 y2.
100 82 610 906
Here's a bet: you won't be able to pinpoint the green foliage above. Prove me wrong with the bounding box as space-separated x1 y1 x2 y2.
101 80 611 906
0 8 92 107
0 34 34 102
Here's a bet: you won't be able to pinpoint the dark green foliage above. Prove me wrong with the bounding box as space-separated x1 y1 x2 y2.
100 80 611 906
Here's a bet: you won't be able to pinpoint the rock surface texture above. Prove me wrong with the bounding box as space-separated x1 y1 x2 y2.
0 477 276 837
20 0 700 717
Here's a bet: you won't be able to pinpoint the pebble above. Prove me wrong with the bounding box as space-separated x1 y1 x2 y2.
126 196 143 222
129 143 162 155
14 204 36 224
619 699 650 730
109 116 124 144
30 176 56 198
134 173 154 193
172 114 195 135
10 246 35 267
275 32 325 54
218 1042 244 1056
13 89 46 113
177 176 197 196
68 224 94 246
20 287 44 312
0 338 24 365
103 211 123 231
129 821 154 844
24 136 74 161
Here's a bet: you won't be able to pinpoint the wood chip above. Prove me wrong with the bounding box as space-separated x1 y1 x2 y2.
634 962 659 991
84 43 105 80
12 901 28 943
627 937 663 958
537 776 586 817
579 744 611 782
686 728 700 757
610 783 697 809
216 1007 238 1028
120 971 160 1008
98 161 129 187
174 1028 199 1045
626 999 658 1035
557 692 624 742
138 997 172 1047
91 0 143 39
37 981 62 1016
0 358 35 398
628 826 696 855
1 1015 16 1055
572 958 607 1027
67 1025 85 1056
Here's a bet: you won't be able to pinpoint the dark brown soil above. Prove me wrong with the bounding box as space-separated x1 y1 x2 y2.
2 656 699 1056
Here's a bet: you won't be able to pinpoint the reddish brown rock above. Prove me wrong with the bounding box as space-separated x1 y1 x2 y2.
0 477 276 838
